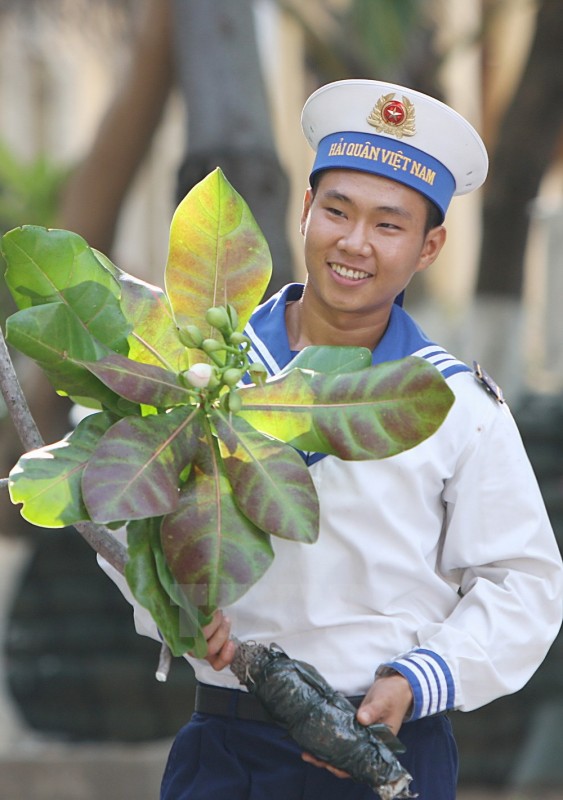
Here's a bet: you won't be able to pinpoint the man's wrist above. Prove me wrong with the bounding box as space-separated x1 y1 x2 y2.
375 665 400 679
375 666 414 719
377 649 456 719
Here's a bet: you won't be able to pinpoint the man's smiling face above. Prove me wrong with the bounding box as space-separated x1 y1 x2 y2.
299 169 445 327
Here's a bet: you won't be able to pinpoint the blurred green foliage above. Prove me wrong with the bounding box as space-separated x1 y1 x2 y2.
0 141 67 233
335 0 423 73
283 0 432 88
0 140 69 325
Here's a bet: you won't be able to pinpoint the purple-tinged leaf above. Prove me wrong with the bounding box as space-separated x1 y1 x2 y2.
161 433 274 613
148 519 212 657
8 412 115 528
213 410 319 543
83 353 193 408
82 406 204 523
125 518 204 657
239 357 454 460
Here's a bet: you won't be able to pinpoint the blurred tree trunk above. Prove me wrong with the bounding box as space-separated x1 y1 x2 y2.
468 0 563 400
57 0 175 254
171 0 293 294
476 0 563 299
59 0 293 294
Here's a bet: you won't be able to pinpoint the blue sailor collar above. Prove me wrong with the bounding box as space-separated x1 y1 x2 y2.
244 283 470 380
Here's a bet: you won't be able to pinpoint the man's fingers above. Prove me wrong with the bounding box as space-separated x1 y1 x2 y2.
201 609 227 640
356 673 413 735
207 637 236 671
204 612 232 657
190 610 235 670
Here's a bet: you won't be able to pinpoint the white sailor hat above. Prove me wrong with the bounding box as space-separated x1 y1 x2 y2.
301 79 488 221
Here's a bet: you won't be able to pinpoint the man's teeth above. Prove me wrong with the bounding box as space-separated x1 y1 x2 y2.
330 263 371 280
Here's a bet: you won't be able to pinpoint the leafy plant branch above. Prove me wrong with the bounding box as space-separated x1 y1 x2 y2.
0 167 454 661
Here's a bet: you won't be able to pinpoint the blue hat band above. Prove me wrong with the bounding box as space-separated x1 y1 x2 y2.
311 131 455 220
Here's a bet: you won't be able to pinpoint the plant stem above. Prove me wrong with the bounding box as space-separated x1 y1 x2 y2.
0 322 128 574
0 323 43 452
74 520 128 573
155 641 173 682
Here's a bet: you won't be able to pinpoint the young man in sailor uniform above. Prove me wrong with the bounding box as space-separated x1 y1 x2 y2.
103 79 563 799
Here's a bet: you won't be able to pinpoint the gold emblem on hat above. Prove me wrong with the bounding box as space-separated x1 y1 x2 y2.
367 93 416 139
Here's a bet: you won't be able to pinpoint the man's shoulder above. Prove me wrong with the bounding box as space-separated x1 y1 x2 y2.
382 306 471 380
411 343 472 380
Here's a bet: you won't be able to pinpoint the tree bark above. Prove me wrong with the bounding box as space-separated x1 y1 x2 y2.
58 0 293 294
171 0 293 295
476 0 563 298
57 0 175 254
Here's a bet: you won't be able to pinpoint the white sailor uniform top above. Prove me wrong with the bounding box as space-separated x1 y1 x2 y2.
102 283 563 720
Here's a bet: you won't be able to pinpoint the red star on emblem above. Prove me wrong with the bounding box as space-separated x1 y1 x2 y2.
382 100 406 126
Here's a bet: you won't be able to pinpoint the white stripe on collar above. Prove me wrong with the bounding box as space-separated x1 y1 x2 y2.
412 345 468 375
245 321 282 376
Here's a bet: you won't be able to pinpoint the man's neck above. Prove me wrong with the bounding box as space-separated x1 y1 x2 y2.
285 293 391 352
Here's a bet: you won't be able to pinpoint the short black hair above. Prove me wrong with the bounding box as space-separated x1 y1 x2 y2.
309 170 443 235
422 196 443 234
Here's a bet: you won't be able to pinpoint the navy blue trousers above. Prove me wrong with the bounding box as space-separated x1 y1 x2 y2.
160 710 458 799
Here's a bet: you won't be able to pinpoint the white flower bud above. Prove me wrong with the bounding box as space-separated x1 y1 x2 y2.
186 362 214 388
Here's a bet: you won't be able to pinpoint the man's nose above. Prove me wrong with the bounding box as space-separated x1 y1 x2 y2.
337 223 371 256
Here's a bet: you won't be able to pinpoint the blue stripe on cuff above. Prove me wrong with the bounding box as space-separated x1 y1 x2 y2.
383 648 456 720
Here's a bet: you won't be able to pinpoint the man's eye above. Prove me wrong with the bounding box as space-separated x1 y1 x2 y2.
327 206 345 217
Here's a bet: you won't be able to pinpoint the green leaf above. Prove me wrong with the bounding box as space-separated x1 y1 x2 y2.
213 410 319 543
278 345 373 376
149 522 211 658
2 226 130 353
161 432 274 613
5 303 137 413
116 270 190 373
239 357 455 459
238 368 317 441
82 407 205 524
8 412 115 527
83 353 193 408
164 168 272 351
125 518 202 657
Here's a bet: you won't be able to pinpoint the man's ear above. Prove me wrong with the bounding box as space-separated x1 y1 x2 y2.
417 225 447 273
300 187 314 236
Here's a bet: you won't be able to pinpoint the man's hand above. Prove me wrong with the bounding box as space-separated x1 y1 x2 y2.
356 672 413 735
301 673 413 779
198 609 236 670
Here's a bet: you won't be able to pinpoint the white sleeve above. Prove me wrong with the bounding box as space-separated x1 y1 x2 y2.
383 400 563 717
